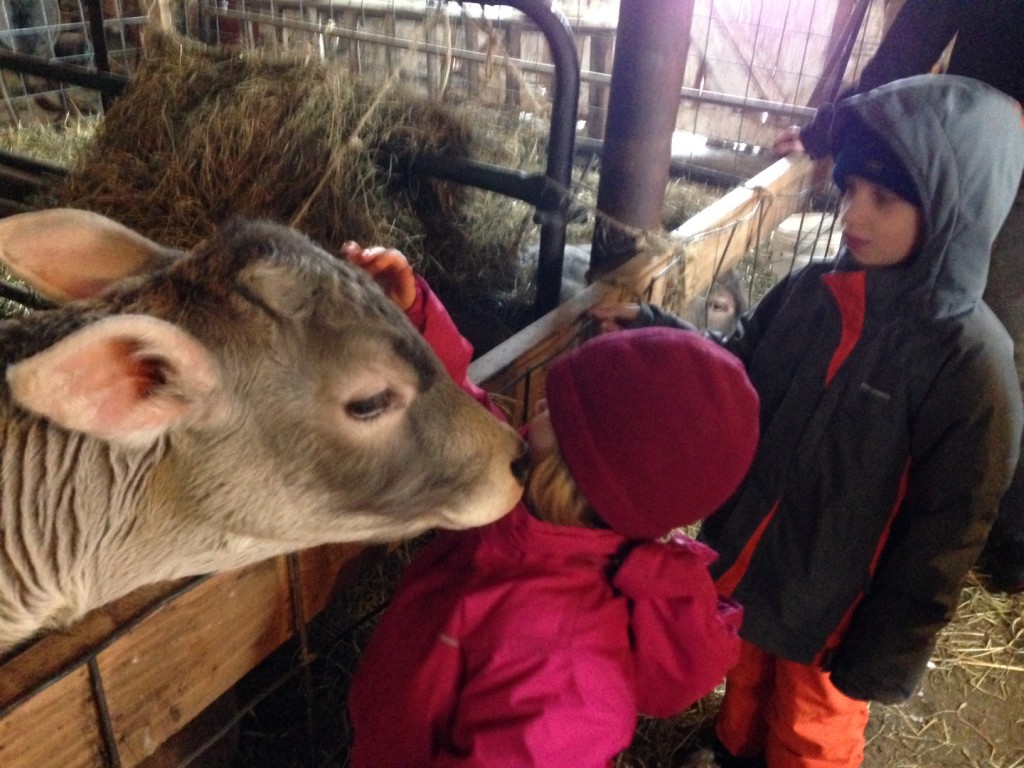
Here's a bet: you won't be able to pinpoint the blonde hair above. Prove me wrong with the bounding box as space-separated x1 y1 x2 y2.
524 447 605 529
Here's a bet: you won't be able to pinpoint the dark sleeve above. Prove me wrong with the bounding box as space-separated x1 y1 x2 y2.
796 103 836 159
856 0 961 92
828 333 1022 703
799 0 961 159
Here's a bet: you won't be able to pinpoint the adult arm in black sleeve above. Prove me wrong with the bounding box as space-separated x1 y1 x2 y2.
793 0 961 158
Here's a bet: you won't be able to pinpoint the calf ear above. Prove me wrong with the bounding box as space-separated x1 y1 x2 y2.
0 208 180 302
6 315 221 447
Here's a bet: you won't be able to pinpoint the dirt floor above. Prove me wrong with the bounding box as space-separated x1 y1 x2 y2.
232 544 1023 768
861 577 1023 768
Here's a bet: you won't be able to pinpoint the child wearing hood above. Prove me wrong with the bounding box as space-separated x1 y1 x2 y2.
592 75 1024 767
341 244 759 768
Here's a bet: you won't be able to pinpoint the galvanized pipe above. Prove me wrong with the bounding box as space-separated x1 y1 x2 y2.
592 0 694 273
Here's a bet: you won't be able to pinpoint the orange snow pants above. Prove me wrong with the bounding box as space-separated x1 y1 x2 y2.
715 641 870 768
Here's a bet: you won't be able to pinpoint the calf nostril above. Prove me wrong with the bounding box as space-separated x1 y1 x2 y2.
511 451 531 485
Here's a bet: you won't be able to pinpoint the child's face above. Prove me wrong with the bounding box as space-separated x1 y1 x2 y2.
528 399 558 464
839 174 923 268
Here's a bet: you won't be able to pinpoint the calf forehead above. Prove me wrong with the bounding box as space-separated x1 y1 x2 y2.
171 220 438 381
0 217 427 396
123 219 398 327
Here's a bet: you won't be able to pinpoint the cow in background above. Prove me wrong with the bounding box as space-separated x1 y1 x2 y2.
686 268 747 336
0 0 59 60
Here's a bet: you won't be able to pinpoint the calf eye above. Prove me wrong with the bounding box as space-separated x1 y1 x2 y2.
345 390 397 420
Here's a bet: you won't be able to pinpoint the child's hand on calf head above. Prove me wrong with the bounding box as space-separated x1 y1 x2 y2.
341 241 417 311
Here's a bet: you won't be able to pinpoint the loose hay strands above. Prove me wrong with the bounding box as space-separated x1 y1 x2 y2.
49 27 493 265
0 116 98 168
862 574 1024 768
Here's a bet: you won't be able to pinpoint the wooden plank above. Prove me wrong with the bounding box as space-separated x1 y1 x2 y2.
0 665 106 768
97 559 295 765
472 156 820 398
151 0 174 30
0 579 195 708
674 154 818 300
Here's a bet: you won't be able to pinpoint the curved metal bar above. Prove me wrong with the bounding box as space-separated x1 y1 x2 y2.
469 0 580 317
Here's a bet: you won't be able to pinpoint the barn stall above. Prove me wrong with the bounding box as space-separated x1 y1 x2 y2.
1 1 1022 766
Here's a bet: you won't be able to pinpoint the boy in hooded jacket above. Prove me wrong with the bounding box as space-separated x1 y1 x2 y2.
772 0 1024 594
341 244 759 768
592 75 1024 767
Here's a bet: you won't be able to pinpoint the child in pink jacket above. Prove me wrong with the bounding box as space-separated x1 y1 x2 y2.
343 244 760 768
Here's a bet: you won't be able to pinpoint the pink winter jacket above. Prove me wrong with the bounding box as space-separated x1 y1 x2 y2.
346 278 743 768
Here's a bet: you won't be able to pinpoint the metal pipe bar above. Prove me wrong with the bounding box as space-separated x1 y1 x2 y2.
393 151 567 210
87 657 121 768
0 49 128 94
83 0 112 74
592 0 692 272
472 0 579 317
0 149 68 177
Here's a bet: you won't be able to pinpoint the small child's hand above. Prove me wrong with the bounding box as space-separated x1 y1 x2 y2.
341 241 417 311
589 303 642 334
772 125 806 157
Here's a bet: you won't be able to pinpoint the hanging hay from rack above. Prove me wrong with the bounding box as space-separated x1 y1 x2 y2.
47 27 532 297
38 24 732 353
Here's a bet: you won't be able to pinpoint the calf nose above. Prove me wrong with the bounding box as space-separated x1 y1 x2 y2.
511 448 531 485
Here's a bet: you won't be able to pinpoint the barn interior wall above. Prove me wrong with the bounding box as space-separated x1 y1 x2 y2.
3 0 895 150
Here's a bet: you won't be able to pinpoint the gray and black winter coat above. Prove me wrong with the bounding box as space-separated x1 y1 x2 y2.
640 76 1024 704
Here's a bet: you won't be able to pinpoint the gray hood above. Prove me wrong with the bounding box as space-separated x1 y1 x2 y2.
830 75 1024 320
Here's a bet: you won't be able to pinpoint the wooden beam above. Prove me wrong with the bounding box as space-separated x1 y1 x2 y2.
0 543 371 768
472 155 821 404
673 154 817 299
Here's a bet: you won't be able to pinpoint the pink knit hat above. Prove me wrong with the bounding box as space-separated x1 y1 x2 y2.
545 327 759 539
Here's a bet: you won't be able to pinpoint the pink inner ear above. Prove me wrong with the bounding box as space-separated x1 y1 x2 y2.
7 315 218 446
132 357 166 398
56 338 154 399
0 208 177 302
48 338 182 433
104 346 168 402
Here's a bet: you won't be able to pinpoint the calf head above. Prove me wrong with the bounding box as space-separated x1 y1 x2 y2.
0 209 526 547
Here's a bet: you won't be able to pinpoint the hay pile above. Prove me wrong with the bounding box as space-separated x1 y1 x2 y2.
48 28 535 345
27 25 735 351
0 116 98 168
